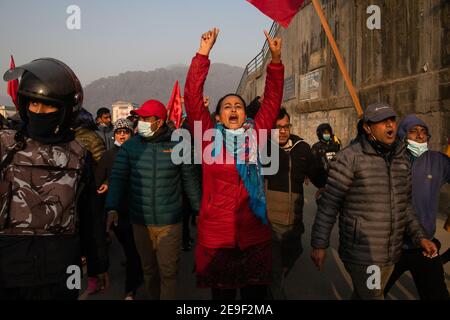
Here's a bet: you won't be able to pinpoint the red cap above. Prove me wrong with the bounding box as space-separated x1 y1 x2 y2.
131 100 167 121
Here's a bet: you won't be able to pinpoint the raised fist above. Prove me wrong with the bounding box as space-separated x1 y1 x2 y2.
198 28 220 56
264 30 282 64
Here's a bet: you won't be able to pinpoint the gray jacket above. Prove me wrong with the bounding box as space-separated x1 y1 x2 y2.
311 135 427 266
96 125 115 150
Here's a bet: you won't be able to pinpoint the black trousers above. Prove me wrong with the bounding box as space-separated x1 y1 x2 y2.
0 282 79 300
112 220 143 295
385 244 449 300
211 285 268 300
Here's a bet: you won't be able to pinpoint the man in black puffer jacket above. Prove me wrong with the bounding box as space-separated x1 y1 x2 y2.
311 102 438 300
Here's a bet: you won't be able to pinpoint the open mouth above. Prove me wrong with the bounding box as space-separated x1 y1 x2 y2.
386 129 394 139
228 114 239 123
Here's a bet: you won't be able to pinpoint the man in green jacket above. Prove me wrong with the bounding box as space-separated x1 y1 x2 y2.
105 99 201 300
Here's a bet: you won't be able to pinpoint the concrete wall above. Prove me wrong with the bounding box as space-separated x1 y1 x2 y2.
239 0 450 148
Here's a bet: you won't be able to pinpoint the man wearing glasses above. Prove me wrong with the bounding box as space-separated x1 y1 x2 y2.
265 107 327 299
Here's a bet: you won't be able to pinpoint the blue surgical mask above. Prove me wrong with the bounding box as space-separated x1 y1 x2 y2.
407 139 428 158
322 134 331 142
137 120 157 138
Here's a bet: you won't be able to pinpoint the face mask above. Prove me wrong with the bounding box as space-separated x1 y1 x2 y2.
407 139 428 158
114 140 122 147
322 134 331 142
27 110 61 139
137 120 158 138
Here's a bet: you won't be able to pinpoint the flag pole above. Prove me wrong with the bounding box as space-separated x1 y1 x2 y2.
311 0 363 118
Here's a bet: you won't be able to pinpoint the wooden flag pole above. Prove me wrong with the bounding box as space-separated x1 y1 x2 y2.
311 0 363 118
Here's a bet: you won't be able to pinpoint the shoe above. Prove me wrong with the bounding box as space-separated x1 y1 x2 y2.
86 277 99 295
124 293 135 300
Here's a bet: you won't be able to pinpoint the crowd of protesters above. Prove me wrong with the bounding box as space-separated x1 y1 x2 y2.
0 28 448 301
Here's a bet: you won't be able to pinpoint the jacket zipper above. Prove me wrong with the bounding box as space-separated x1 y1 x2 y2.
387 159 393 261
153 144 157 225
288 154 292 224
236 174 241 247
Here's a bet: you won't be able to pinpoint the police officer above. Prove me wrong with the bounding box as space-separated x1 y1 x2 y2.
0 58 109 300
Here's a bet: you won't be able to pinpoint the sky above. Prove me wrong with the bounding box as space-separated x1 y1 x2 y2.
0 0 272 94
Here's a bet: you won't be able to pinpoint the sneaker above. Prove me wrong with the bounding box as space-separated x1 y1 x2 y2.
86 277 99 295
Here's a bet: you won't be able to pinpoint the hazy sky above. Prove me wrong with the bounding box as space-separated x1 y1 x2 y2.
0 0 272 93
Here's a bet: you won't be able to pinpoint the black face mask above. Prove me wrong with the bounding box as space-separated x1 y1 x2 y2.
26 110 73 144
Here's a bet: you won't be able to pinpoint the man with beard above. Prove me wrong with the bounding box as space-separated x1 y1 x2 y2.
311 102 438 300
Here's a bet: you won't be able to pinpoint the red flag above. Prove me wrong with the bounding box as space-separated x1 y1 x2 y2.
166 80 182 129
7 55 19 110
247 0 304 28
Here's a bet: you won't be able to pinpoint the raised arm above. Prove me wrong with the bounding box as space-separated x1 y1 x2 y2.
254 31 285 132
184 28 220 135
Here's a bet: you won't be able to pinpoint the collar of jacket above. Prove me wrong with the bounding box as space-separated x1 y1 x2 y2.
360 134 405 158
97 125 113 133
279 134 304 152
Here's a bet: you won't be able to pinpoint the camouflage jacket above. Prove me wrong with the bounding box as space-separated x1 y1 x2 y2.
0 130 85 235
0 130 109 287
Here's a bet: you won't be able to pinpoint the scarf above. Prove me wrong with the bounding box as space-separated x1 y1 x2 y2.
212 119 267 224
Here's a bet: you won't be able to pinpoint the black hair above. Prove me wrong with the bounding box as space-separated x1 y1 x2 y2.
245 96 261 119
214 94 247 117
96 107 111 117
277 107 290 121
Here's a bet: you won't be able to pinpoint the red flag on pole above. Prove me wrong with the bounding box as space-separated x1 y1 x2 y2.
166 80 182 129
247 0 304 28
7 55 19 110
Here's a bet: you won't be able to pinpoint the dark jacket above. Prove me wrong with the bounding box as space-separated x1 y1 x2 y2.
96 125 115 150
95 145 119 187
265 135 327 226
105 127 201 226
311 140 341 171
311 135 427 266
312 123 341 171
0 130 108 287
407 150 450 247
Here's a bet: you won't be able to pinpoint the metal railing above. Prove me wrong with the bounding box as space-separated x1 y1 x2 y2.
236 21 280 94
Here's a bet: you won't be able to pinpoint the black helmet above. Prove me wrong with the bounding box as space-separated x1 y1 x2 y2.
3 58 83 129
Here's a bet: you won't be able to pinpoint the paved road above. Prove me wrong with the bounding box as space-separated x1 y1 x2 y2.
83 185 450 300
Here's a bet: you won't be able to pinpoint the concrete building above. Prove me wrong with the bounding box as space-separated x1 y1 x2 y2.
0 105 17 119
111 101 138 123
237 0 449 151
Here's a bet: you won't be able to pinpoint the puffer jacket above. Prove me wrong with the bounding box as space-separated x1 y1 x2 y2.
96 125 115 150
75 127 106 163
311 135 427 266
105 126 201 226
184 53 284 250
